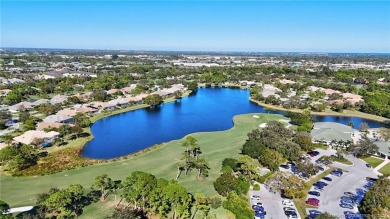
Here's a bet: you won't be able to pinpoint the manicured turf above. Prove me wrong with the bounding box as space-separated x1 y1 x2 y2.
362 156 384 168
0 113 286 214
378 163 390 175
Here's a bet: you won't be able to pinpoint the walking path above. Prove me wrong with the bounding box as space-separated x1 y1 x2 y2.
374 157 390 172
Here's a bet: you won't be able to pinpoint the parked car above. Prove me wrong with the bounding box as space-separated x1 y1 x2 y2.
254 202 263 207
341 199 355 206
344 192 355 197
308 210 322 219
284 210 296 216
366 163 372 168
282 199 294 206
314 181 328 187
341 196 355 200
283 207 295 212
322 176 332 181
317 166 325 171
309 191 321 196
251 195 261 201
280 164 289 169
254 212 266 219
340 203 354 209
288 211 298 219
251 195 261 199
306 200 319 207
307 198 320 203
308 151 320 156
331 170 343 176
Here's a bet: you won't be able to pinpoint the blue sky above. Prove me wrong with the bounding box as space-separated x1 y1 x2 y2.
1 1 389 52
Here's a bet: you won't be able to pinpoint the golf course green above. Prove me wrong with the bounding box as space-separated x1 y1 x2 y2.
0 113 286 212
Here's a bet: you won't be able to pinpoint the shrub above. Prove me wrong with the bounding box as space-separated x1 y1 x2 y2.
209 195 222 209
253 184 260 191
223 192 254 219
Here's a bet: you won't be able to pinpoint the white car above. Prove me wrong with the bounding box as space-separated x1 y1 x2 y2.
251 195 261 199
282 199 294 206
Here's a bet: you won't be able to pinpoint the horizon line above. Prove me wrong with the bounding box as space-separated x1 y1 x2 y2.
1 47 390 55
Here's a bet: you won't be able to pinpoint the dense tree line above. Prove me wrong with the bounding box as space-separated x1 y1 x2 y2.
1 171 223 219
244 121 307 162
359 177 390 219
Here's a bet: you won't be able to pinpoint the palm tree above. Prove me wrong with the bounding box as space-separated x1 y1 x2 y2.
176 161 185 179
194 158 209 178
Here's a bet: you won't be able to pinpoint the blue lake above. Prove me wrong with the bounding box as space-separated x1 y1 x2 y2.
82 88 385 159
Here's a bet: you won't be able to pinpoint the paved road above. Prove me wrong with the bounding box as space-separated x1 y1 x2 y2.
249 184 301 219
307 154 379 217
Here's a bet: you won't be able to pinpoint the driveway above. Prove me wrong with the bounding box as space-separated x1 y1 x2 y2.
306 154 378 217
249 184 300 219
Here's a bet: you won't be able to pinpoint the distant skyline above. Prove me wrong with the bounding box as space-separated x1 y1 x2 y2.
1 1 390 53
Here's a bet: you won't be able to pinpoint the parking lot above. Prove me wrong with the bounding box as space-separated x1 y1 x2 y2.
306 154 378 217
249 184 301 219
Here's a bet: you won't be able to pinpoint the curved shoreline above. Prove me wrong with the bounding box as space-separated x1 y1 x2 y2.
249 98 388 123
80 91 192 160
84 92 387 160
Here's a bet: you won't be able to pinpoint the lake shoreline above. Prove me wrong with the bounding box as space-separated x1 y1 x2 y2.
249 98 388 123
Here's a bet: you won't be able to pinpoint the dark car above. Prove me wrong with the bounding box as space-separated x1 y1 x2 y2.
309 191 321 196
317 166 325 171
280 164 289 169
366 163 372 168
331 170 343 176
314 181 328 187
308 151 320 156
309 210 322 215
322 176 332 181
308 210 322 219
341 199 355 205
308 213 320 219
288 211 298 218
255 212 266 219
340 203 354 209
284 210 296 216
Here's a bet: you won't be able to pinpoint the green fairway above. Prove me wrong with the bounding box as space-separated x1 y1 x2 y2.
378 163 390 175
0 113 286 210
362 156 384 168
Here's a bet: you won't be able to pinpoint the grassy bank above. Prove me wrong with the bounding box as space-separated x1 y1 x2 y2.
362 156 384 168
250 99 388 122
379 163 390 175
0 113 286 213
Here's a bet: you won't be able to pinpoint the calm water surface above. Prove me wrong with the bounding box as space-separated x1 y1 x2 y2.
82 88 384 159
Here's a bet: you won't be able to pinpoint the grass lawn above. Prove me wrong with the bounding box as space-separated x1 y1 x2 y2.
330 157 353 165
362 156 384 168
0 113 286 218
294 168 335 218
79 195 229 219
378 163 390 175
